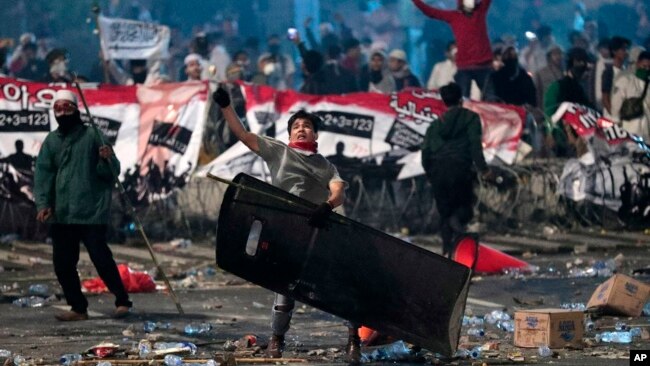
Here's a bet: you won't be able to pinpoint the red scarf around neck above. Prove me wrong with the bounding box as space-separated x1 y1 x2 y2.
288 141 318 153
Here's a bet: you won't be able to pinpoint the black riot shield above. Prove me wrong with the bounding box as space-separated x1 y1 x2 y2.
216 173 471 356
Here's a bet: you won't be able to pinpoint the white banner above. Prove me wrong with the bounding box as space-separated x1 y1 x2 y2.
198 84 527 181
0 78 207 205
98 15 170 60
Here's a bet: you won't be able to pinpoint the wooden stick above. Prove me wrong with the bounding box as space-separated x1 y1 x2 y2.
72 358 308 365
236 358 307 363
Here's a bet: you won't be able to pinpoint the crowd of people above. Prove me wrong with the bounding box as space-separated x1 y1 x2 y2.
1 0 650 146
2 2 650 360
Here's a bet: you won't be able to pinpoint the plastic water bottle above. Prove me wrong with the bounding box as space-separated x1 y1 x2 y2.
60 353 82 365
643 302 650 316
12 296 46 308
593 259 616 277
585 319 595 332
13 355 26 366
164 354 183 366
184 323 212 335
631 327 642 338
143 321 157 333
138 341 151 358
615 321 627 331
485 310 510 324
617 331 633 343
185 361 218 366
360 340 411 361
497 320 515 332
454 348 470 359
597 331 632 343
154 342 197 355
538 346 553 357
560 303 586 311
0 350 12 358
28 284 49 296
463 316 483 326
462 316 470 326
469 346 481 359
467 328 485 337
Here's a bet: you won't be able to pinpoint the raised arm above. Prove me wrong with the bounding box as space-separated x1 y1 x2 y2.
212 87 259 153
411 0 454 22
479 0 492 14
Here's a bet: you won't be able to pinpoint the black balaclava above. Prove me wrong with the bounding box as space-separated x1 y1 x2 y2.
56 110 82 134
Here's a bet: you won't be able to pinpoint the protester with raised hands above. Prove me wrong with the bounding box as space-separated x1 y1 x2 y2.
412 0 493 99
212 86 362 362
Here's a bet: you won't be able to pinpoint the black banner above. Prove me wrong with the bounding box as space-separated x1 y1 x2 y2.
147 121 192 154
0 110 50 132
80 114 121 145
384 120 425 150
313 111 374 139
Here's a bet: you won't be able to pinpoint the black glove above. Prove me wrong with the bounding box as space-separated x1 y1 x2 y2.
212 87 231 108
308 202 333 228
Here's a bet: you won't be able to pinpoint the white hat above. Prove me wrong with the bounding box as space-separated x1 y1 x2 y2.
184 53 202 66
388 49 407 62
53 90 77 105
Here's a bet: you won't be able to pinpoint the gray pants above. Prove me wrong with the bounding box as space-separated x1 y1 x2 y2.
271 293 294 336
270 293 360 336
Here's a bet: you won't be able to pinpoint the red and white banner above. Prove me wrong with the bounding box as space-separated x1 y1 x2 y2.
0 77 207 204
553 102 650 147
552 102 650 211
199 84 526 181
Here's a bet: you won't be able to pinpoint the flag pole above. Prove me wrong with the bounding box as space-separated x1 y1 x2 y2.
91 2 110 84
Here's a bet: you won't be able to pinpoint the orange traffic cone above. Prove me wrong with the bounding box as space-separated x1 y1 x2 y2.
358 326 394 346
453 235 531 274
358 326 376 344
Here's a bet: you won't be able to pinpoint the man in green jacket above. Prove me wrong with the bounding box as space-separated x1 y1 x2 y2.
421 82 490 258
34 90 132 321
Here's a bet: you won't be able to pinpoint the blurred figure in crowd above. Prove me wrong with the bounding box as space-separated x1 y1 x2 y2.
387 49 421 91
359 50 395 94
44 48 71 83
601 36 630 116
484 46 536 106
612 50 650 141
534 46 564 109
184 53 204 81
427 41 457 90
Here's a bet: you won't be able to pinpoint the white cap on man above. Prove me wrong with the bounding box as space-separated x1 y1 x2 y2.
53 90 78 105
388 49 407 62
184 53 202 66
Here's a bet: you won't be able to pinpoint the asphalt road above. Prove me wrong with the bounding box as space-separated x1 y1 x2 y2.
1 237 649 365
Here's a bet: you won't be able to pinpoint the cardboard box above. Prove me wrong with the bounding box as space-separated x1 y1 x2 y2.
586 274 650 317
514 309 584 348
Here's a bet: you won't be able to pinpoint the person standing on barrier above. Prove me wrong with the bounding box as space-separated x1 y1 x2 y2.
34 90 132 321
412 0 493 99
212 87 362 363
421 82 491 258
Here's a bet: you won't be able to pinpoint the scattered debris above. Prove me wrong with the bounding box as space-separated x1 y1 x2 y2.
87 343 119 358
513 296 544 306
